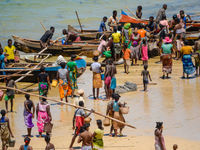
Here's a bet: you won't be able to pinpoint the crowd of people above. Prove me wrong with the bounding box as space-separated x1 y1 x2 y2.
1 3 200 150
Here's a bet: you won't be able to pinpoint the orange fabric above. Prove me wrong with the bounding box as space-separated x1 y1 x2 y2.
181 46 193 55
119 14 148 25
137 29 146 38
58 79 72 99
123 48 131 59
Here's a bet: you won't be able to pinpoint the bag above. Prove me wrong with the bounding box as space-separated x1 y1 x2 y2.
84 117 92 124
51 79 58 87
0 90 4 101
9 138 15 147
103 118 110 126
120 106 129 114
44 122 53 133
101 74 105 80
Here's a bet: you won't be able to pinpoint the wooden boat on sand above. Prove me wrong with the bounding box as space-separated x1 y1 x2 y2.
13 35 98 57
68 25 112 40
0 57 86 83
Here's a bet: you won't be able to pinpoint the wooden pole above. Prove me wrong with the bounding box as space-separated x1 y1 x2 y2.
75 10 83 32
0 74 33 77
40 21 47 31
0 86 136 129
15 54 50 83
126 7 139 19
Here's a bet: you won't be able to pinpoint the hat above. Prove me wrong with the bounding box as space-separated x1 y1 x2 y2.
77 89 84 95
163 37 172 43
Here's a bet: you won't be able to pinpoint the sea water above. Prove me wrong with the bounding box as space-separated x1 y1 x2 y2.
0 0 199 46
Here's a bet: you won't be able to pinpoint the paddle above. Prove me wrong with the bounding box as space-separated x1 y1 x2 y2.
0 86 136 129
75 10 83 32
126 7 139 19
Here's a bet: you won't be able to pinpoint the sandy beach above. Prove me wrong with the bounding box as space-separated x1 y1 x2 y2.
1 56 200 149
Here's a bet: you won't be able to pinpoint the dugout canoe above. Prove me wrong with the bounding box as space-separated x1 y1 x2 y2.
68 25 112 40
13 35 98 57
0 57 86 83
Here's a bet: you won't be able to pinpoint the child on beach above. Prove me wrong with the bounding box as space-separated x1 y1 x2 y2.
173 144 178 150
141 65 152 91
19 137 33 150
141 39 149 65
74 89 85 106
175 35 184 60
122 44 131 74
92 120 104 150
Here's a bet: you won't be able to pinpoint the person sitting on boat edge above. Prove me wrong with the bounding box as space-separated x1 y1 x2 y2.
4 39 16 64
62 29 81 45
98 16 108 33
40 26 55 49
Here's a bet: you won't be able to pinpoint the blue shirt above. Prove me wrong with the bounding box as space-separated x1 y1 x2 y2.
98 21 106 32
113 101 119 112
182 16 187 29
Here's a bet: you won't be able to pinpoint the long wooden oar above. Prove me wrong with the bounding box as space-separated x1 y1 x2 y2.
40 21 47 31
15 54 50 83
0 74 33 77
75 10 83 32
0 86 136 129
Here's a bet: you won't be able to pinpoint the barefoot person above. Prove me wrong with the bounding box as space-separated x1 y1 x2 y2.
122 44 131 74
141 65 152 91
40 27 55 49
92 120 104 150
154 122 166 150
36 97 52 137
57 62 70 102
111 93 125 137
45 135 55 150
4 77 17 112
0 109 14 150
112 28 121 61
90 56 103 100
69 101 93 149
161 37 174 79
19 137 33 150
24 94 35 137
141 39 149 65
181 42 196 78
78 123 93 150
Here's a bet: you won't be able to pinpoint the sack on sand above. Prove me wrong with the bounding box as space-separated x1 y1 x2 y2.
84 117 92 123
120 106 129 114
0 90 4 101
9 138 15 147
44 122 53 133
103 117 110 126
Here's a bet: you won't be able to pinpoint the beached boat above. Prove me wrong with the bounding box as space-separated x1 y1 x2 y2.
0 57 86 83
68 25 112 40
13 35 98 57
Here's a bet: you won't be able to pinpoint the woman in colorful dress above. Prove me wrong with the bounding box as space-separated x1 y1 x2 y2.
92 120 104 150
161 37 174 79
128 28 141 66
24 94 35 137
0 109 14 150
36 97 52 137
67 55 78 98
38 66 51 97
181 42 196 78
154 122 166 150
57 62 70 102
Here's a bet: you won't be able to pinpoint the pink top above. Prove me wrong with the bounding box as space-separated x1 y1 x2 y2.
39 102 49 112
98 40 107 53
160 20 169 28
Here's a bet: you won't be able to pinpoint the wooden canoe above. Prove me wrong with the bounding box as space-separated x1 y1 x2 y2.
0 58 86 83
68 25 112 40
13 35 98 57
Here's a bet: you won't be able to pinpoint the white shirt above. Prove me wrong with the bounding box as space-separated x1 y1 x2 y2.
91 62 101 73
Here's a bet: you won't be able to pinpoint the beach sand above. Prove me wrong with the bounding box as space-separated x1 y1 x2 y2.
0 56 200 149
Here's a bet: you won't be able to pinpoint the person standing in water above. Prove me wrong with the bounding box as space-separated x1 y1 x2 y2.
154 122 166 150
136 5 143 19
90 56 103 100
69 101 94 149
4 77 17 112
45 135 55 150
23 94 35 137
78 123 93 150
92 120 104 150
0 109 14 150
57 62 70 102
19 137 33 150
141 65 152 91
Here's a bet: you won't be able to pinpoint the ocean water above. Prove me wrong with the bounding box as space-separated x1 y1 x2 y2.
0 0 199 46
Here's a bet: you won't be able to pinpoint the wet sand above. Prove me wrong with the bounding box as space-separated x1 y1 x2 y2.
1 57 200 149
